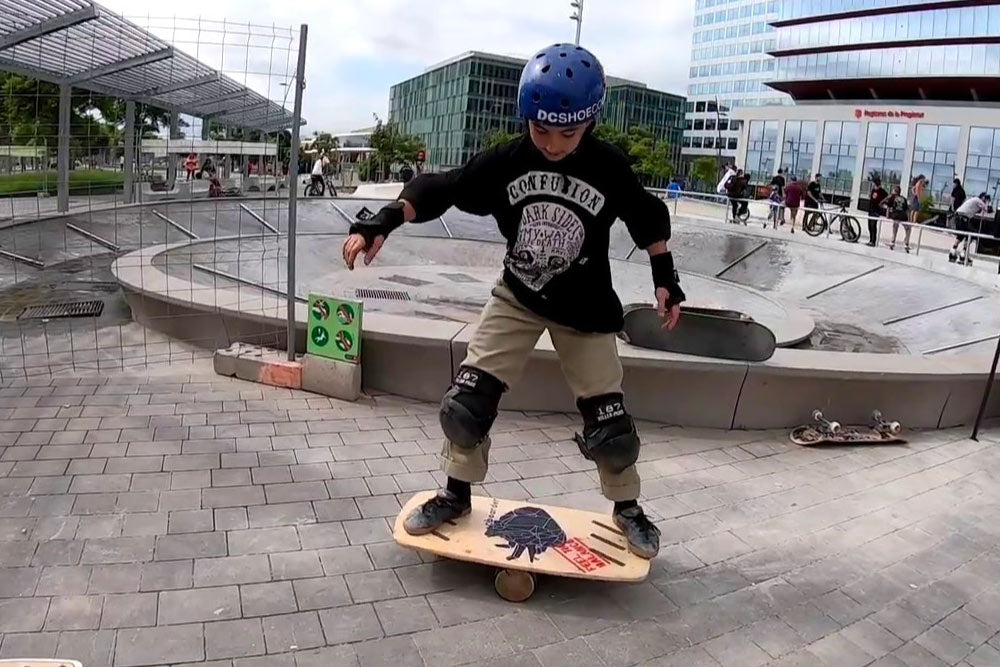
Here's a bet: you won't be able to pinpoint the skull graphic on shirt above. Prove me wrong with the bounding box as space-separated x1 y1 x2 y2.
506 201 586 291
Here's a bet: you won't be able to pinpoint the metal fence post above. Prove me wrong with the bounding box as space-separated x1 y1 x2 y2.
57 84 71 213
972 334 1000 441
286 23 308 361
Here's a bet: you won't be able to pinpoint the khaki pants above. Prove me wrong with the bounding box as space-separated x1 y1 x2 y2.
441 279 640 501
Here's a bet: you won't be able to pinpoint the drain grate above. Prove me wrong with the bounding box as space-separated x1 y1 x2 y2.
355 288 411 301
18 300 104 320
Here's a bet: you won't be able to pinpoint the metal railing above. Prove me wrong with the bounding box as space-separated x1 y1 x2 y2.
654 188 1000 269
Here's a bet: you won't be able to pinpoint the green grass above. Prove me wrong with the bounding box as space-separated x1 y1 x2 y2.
0 170 124 196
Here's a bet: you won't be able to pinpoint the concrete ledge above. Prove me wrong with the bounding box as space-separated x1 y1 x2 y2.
114 239 1000 430
302 354 362 401
214 342 301 389
450 327 748 428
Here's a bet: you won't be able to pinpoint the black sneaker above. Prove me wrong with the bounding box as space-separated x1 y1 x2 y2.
613 505 661 559
403 489 472 535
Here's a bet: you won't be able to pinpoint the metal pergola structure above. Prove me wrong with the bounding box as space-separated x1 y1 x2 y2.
0 0 304 210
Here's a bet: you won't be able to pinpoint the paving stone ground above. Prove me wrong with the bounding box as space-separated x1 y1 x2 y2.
0 366 999 666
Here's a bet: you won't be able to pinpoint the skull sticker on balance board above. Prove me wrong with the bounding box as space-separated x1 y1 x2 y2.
506 201 585 291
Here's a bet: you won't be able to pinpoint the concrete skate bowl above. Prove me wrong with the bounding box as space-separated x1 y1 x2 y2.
103 197 1000 430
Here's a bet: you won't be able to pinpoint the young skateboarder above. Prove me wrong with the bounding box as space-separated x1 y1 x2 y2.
340 44 685 559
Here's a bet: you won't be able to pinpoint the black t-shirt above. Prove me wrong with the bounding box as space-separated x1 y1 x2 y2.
886 194 909 221
952 184 966 209
869 186 888 214
398 134 670 334
806 180 821 204
770 174 785 197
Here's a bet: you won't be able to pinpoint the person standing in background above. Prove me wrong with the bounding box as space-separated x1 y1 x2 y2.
952 177 966 214
804 173 822 230
769 168 786 225
784 175 803 234
909 174 926 227
867 177 888 247
883 184 911 252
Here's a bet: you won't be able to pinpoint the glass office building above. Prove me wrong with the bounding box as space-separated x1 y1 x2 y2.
389 51 686 172
734 0 1000 209
682 0 790 166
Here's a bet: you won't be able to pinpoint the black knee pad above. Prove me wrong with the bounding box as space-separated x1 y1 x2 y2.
574 393 640 474
439 366 506 449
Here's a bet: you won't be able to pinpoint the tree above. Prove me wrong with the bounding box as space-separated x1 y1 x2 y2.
309 131 340 156
361 116 425 182
482 128 521 150
626 126 673 186
593 123 631 159
691 157 719 190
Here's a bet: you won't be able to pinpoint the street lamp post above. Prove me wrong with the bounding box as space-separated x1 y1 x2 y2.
570 0 584 45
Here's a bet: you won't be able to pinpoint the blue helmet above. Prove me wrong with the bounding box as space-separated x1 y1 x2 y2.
518 43 606 127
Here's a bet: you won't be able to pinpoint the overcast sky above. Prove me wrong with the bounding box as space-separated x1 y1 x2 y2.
97 0 695 134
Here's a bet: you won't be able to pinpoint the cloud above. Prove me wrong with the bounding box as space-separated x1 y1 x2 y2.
96 0 694 132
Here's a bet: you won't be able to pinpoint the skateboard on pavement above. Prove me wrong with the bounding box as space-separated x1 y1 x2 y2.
392 491 650 602
790 409 905 446
0 661 83 666
619 303 777 362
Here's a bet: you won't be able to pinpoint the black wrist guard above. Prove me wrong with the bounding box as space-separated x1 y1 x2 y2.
349 201 405 247
650 252 686 307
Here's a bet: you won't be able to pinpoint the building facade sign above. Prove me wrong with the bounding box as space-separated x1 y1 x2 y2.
855 109 925 121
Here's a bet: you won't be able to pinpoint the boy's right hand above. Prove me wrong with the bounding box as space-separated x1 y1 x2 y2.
342 201 407 270
342 233 385 270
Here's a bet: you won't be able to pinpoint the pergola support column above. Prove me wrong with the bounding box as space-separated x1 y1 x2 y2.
57 83 71 213
167 112 180 187
123 100 136 204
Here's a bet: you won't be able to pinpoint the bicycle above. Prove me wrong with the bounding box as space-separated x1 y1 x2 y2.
303 173 338 197
803 200 861 243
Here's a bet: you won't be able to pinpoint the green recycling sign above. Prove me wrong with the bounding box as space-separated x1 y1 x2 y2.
307 293 363 363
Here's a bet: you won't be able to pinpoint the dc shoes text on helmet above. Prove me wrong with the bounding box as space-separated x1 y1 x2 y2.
518 44 606 127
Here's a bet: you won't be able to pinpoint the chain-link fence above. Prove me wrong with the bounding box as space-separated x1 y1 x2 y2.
0 3 307 379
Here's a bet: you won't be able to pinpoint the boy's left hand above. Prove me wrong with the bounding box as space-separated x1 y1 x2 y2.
656 287 681 331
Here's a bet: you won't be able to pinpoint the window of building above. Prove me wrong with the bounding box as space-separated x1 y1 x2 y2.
912 123 960 205
694 119 705 131
745 120 779 186
728 137 738 150
705 118 716 131
704 136 715 149
682 136 692 148
862 122 907 206
695 101 707 112
781 120 817 184
819 120 860 199
692 136 704 149
964 126 1000 199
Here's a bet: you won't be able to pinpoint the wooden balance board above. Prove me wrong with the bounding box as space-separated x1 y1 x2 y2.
393 491 650 602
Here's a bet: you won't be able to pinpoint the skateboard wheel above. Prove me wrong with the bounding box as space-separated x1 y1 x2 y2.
494 569 535 602
889 421 901 435
872 410 882 423
812 410 823 422
828 421 841 434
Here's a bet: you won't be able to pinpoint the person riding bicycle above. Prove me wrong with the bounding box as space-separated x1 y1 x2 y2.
340 42 685 560
310 154 330 195
726 169 749 222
